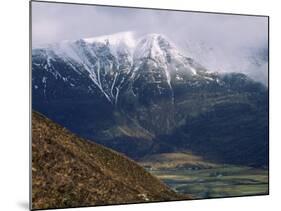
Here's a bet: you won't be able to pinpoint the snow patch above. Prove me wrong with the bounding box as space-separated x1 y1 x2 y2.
84 31 137 54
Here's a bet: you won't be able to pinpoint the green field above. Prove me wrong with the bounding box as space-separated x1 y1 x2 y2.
145 165 268 199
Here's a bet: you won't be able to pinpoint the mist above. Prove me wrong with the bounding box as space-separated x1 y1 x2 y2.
32 1 268 84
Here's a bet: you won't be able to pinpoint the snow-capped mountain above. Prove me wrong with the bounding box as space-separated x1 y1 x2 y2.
32 32 221 104
33 32 136 104
32 32 268 167
133 33 204 79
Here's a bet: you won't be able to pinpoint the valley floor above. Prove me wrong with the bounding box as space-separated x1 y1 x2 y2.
142 165 268 199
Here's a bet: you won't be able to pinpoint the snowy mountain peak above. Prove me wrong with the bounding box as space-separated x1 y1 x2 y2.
134 33 176 60
83 31 137 50
132 33 201 81
32 32 213 104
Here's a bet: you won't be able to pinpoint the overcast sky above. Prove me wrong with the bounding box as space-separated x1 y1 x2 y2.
32 1 268 84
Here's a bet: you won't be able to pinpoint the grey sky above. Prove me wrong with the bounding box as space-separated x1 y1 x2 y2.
31 1 268 84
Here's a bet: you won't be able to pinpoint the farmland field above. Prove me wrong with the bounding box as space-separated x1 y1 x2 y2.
145 165 268 199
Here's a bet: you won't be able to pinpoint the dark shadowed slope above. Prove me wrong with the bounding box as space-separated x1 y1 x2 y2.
32 111 185 210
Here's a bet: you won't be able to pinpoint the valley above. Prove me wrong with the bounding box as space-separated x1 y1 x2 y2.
139 153 268 199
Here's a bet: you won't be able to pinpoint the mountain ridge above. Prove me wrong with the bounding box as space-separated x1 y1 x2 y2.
32 32 222 104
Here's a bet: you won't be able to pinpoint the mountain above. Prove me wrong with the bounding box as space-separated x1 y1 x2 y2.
32 32 268 167
32 32 207 104
32 111 184 210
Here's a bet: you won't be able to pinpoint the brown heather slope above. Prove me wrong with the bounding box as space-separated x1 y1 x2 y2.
32 111 186 210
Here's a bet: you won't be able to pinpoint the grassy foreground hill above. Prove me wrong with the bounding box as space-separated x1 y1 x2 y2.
32 111 185 210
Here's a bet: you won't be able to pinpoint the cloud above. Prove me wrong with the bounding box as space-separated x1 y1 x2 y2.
31 1 268 84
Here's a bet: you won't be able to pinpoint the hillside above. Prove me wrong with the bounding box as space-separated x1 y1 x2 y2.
32 111 185 210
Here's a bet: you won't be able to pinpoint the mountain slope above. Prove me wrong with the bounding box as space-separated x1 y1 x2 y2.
32 111 184 210
32 32 268 167
32 32 210 105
